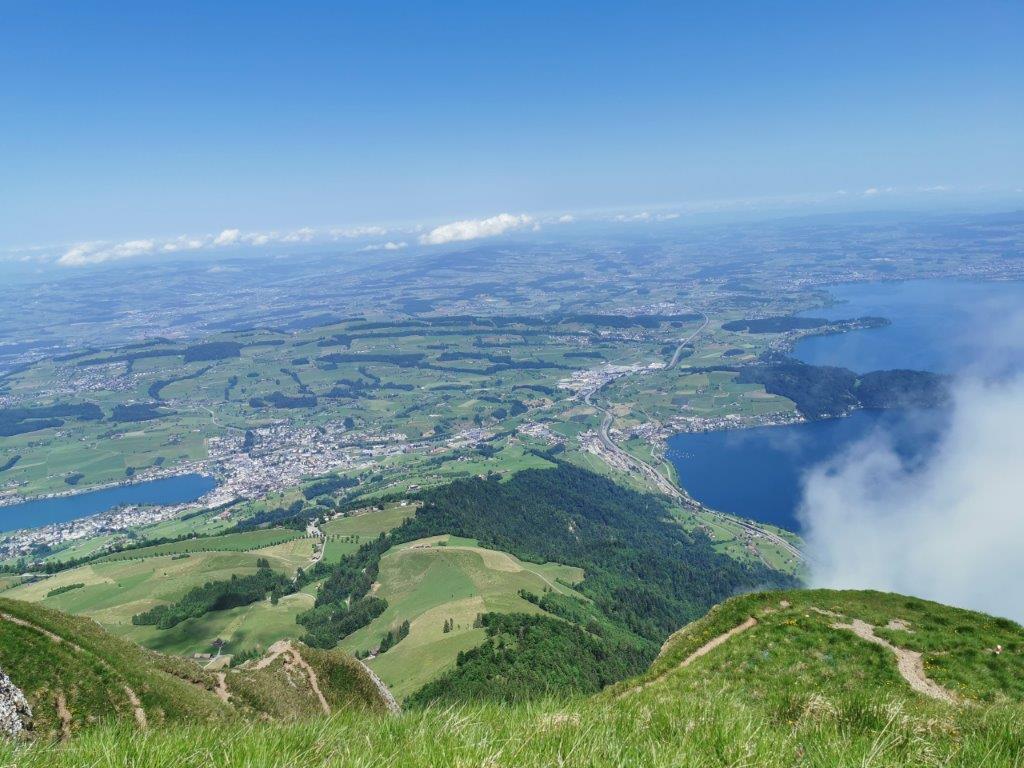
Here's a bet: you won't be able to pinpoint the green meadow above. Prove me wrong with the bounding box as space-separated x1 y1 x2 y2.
342 535 584 700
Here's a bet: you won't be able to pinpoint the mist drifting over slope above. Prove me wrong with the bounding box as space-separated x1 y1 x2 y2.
800 376 1024 622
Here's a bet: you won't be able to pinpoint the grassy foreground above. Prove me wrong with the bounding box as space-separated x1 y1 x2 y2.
1 693 1021 768
2 588 1022 766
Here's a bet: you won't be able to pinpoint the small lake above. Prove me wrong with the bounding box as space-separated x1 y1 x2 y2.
670 278 1024 531
0 473 217 533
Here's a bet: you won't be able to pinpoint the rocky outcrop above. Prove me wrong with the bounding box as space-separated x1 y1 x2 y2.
0 666 31 738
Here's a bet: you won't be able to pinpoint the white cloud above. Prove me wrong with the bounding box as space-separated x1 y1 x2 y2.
162 236 207 253
862 187 879 197
58 239 158 266
56 225 345 266
557 214 576 223
419 213 533 245
330 225 388 239
213 228 241 246
280 227 315 243
800 376 1024 622
360 241 407 252
613 210 679 222
58 242 105 266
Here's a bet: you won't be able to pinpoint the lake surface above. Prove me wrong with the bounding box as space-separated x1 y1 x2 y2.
793 278 1024 375
0 473 217 533
670 278 1024 530
667 410 944 531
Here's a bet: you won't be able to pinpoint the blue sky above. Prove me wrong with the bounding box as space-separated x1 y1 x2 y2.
1 1 1021 260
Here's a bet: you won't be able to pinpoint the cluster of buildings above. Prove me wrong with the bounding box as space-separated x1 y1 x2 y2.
630 410 805 441
516 422 565 446
558 362 663 403
0 417 508 563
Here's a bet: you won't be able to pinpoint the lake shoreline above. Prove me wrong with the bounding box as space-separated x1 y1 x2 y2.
0 473 220 539
0 464 212 509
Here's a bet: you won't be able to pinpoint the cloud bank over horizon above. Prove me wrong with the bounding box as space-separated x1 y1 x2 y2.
800 376 1024 622
52 212 544 267
56 223 387 266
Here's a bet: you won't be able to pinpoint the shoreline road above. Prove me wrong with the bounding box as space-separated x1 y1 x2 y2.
581 311 805 564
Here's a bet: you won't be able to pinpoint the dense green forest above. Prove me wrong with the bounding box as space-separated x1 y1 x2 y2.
0 402 103 436
722 316 828 332
182 341 244 362
398 465 791 642
407 612 652 706
248 391 318 409
722 315 887 333
738 360 947 417
110 402 170 421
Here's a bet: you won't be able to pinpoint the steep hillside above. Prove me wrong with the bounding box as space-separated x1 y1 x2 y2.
0 598 391 740
610 588 1024 703
1 589 1021 766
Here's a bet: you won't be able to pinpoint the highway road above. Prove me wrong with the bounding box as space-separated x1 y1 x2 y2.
582 311 805 563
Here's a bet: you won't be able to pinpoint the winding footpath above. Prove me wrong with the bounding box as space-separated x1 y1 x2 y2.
618 616 759 698
832 619 956 703
255 640 331 714
1 611 148 732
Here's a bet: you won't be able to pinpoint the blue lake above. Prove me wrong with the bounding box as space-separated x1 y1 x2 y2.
669 278 1024 531
0 473 217 533
793 278 1024 375
667 409 945 531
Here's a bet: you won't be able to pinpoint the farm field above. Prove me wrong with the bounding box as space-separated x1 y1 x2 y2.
3 538 317 657
321 502 417 562
341 535 585 700
95 528 304 562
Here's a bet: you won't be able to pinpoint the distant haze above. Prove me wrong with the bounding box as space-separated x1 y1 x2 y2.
800 376 1024 622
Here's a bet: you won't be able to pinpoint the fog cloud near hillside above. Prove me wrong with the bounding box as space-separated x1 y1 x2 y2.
799 376 1024 622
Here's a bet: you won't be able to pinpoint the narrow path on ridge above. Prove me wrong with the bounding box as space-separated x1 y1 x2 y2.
618 616 758 698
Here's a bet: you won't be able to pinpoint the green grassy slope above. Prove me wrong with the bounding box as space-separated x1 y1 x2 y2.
611 589 1024 704
342 535 584 700
0 598 389 741
2 589 1021 766
3 535 318 657
0 596 230 737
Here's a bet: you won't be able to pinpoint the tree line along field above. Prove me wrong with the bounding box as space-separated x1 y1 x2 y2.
0 499 583 677
2 538 316 656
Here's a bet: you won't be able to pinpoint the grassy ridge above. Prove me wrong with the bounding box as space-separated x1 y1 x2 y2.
2 589 1023 765
0 596 230 737
0 597 390 740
